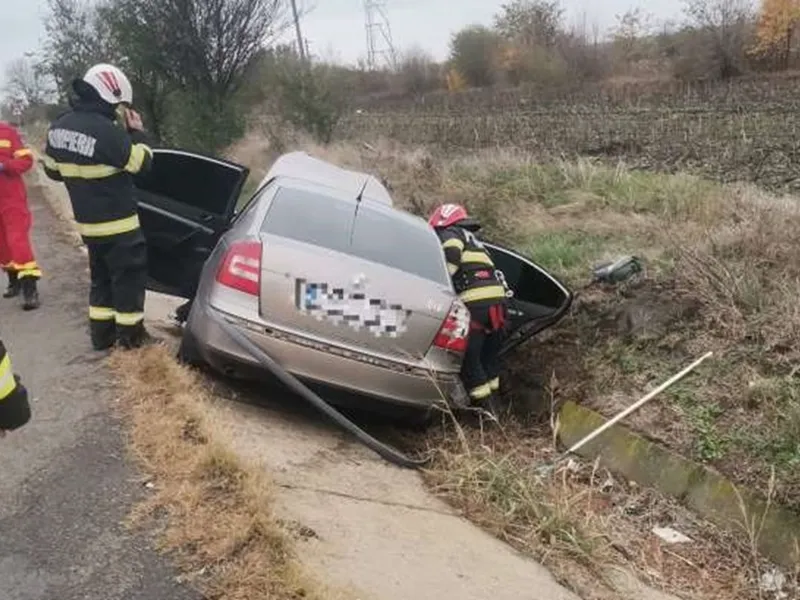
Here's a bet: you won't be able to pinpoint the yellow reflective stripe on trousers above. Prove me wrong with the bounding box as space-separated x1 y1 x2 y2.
89 307 145 324
89 306 116 321
76 215 140 238
461 250 494 266
124 143 152 173
447 262 459 275
9 261 42 278
488 377 500 391
0 354 16 400
460 285 507 304
469 383 492 400
43 155 122 179
442 237 464 251
116 312 144 326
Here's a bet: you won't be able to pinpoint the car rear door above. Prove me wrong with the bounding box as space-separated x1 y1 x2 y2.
134 148 250 298
483 242 573 356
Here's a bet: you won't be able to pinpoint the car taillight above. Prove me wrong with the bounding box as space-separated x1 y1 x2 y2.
433 301 470 353
215 240 262 296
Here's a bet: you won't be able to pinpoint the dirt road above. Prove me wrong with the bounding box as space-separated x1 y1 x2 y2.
0 190 198 600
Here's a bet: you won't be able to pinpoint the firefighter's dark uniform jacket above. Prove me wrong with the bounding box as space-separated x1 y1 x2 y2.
43 95 154 349
437 225 507 403
0 338 31 431
42 97 153 241
439 226 506 308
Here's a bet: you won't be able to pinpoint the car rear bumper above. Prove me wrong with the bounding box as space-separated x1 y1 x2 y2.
188 302 469 410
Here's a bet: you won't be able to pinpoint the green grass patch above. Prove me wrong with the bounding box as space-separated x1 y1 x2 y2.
520 230 622 280
740 377 800 470
452 158 721 221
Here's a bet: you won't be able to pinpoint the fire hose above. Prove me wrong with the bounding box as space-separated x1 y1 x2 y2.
207 309 430 469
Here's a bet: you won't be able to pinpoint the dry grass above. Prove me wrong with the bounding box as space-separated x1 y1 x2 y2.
417 418 775 600
109 344 334 600
227 128 800 597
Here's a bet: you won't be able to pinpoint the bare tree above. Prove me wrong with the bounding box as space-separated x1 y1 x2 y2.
494 0 564 49
41 0 118 100
682 0 755 78
3 57 51 109
111 0 289 110
395 47 440 97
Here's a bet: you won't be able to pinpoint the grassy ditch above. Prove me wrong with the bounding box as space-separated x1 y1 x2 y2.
225 130 800 598
417 419 781 600
227 131 800 504
110 345 336 600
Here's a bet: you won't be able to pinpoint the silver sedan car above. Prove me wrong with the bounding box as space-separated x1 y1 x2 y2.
134 150 572 412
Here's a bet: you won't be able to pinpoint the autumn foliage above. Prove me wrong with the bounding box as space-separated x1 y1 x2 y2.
751 0 800 67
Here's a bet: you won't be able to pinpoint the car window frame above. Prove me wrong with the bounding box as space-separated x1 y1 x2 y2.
231 178 276 226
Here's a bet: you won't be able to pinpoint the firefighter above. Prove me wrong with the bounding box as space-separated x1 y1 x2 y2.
0 337 32 436
429 204 509 414
0 120 41 310
43 63 155 351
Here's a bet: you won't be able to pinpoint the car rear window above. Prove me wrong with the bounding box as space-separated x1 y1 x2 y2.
260 187 448 285
350 204 449 285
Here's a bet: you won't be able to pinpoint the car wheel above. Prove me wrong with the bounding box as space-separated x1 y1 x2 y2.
399 406 435 430
177 328 205 368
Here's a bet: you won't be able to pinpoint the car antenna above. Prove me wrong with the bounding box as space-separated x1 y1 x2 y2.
349 176 370 244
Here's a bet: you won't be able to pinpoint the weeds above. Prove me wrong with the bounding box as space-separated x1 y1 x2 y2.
110 345 334 600
425 426 619 600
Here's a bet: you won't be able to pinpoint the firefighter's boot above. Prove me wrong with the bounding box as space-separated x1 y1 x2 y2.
117 323 157 350
20 277 40 311
3 271 20 298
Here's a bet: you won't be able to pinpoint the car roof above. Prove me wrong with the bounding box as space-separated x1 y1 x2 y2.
259 151 394 207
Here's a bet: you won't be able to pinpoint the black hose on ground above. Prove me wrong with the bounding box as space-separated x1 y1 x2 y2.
207 310 430 469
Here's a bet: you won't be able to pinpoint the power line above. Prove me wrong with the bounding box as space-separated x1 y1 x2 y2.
364 0 396 70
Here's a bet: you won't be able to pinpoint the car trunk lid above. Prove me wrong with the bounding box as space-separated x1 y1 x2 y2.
258 236 454 362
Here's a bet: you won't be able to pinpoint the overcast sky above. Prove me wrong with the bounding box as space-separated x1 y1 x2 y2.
2 0 684 86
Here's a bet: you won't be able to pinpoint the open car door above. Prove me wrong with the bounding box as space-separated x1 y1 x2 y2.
134 149 249 299
484 242 573 357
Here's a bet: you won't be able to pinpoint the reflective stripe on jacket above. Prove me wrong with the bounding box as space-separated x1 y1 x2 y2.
0 338 31 431
438 225 506 308
43 99 153 242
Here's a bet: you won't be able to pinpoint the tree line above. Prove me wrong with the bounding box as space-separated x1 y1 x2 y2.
3 0 800 151
429 0 800 91
2 0 334 151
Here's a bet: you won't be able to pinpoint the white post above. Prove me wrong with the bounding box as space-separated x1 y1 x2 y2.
565 351 714 456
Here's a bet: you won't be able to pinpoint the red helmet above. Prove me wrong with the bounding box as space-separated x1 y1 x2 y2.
428 203 480 230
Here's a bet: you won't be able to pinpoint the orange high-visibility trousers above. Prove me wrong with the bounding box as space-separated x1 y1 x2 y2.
0 122 40 279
